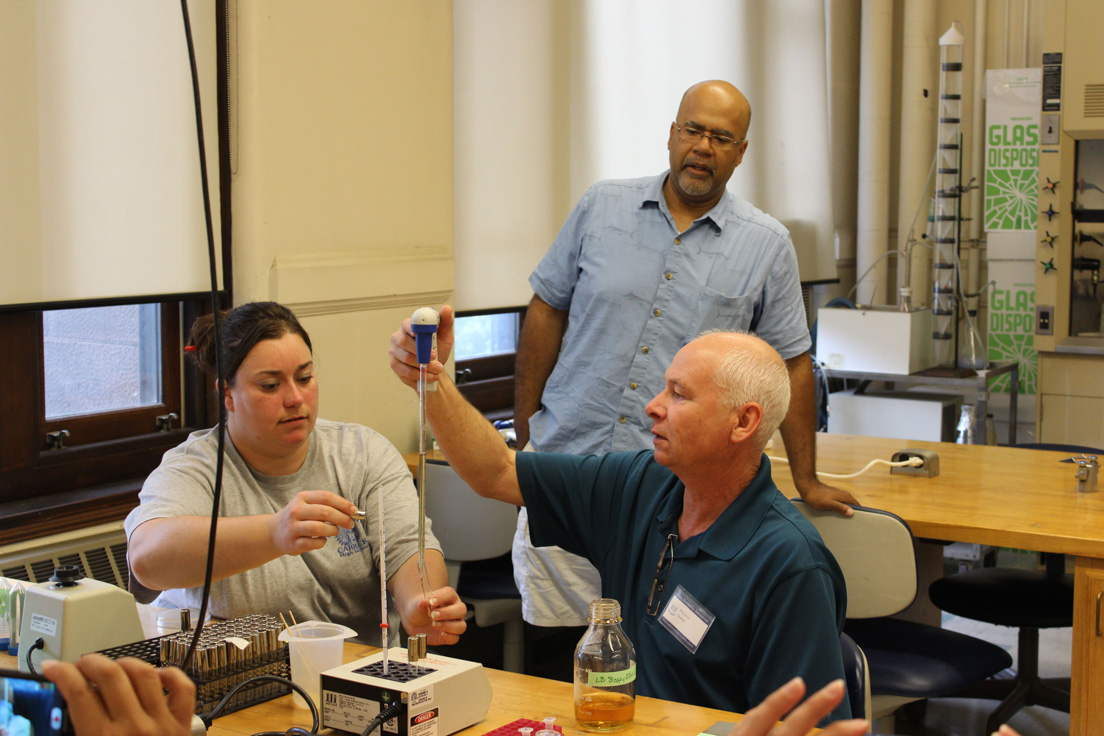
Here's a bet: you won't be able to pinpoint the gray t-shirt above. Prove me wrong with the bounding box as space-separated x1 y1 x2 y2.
124 419 439 643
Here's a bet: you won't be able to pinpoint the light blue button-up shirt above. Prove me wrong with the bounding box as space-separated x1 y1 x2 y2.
528 172 811 456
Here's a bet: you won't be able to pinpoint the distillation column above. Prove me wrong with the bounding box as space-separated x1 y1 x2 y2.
932 22 965 368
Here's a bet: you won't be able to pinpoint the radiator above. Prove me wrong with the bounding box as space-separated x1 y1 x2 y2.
0 522 129 590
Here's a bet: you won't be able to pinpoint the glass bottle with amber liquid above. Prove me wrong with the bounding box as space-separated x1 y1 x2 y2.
574 598 636 731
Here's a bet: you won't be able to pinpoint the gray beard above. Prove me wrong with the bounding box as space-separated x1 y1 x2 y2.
677 168 714 197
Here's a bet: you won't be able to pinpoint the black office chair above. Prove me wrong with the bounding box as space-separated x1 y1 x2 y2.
840 632 870 720
926 442 1097 732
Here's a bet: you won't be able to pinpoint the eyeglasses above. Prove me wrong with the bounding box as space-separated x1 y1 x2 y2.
646 533 678 617
674 122 744 150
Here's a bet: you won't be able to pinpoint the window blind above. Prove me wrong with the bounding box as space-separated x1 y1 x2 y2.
0 1 221 309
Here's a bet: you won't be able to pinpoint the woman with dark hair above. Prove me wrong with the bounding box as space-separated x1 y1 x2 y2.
125 302 465 646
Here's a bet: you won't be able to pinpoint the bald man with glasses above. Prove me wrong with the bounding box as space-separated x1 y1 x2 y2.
509 81 858 672
390 318 849 724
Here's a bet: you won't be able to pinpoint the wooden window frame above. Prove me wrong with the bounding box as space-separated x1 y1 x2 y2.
0 297 220 540
0 1 233 544
454 307 525 420
39 303 183 449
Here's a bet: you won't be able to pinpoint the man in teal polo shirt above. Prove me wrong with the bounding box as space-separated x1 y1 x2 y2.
389 310 848 722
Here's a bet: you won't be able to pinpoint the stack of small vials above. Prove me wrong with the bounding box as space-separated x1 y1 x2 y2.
160 614 289 711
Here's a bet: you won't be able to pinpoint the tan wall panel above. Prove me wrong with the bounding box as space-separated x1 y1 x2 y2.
300 307 440 456
0 1 42 301
1040 394 1104 444
1061 0 1104 135
1039 353 1104 397
231 1 454 453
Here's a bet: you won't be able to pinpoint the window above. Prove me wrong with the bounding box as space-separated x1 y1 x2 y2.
454 307 524 419
454 311 520 361
0 2 230 544
37 303 184 450
43 305 164 419
0 299 217 515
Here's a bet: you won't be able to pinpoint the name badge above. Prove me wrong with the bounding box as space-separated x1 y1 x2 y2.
658 584 715 653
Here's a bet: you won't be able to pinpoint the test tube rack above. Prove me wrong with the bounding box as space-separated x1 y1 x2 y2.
480 718 564 736
97 613 291 717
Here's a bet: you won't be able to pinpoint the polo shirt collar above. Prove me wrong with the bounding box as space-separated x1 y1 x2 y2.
654 455 778 561
641 170 734 232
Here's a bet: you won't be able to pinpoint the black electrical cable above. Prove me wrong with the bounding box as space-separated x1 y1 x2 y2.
177 0 228 675
174 10 371 736
175 13 318 736
201 674 406 736
199 675 320 736
25 638 45 675
359 702 406 736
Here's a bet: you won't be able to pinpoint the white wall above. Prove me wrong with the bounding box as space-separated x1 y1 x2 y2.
453 0 842 306
453 1 573 311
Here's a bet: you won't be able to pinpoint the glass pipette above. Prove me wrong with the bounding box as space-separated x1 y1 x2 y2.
377 481 389 676
411 308 440 606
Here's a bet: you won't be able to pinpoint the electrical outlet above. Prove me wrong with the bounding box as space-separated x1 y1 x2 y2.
1036 305 1054 335
891 449 940 478
1041 114 1059 145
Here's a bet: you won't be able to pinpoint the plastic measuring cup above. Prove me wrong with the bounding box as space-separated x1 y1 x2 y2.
278 620 357 709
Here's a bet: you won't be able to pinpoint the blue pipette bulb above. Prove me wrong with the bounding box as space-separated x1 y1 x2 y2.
411 307 439 365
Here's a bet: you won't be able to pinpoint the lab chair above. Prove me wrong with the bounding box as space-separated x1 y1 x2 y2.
422 459 524 673
839 631 871 720
926 442 1096 732
792 500 1013 728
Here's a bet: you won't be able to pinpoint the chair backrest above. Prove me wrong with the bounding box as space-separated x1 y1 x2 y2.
423 459 517 562
791 500 918 619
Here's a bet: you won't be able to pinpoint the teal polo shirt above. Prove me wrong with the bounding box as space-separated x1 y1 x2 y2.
516 450 849 722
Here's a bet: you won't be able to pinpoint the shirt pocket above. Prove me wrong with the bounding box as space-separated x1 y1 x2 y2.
687 287 754 340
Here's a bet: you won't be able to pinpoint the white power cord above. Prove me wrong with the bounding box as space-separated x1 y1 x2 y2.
769 455 924 480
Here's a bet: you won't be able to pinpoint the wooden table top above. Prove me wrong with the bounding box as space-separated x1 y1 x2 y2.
408 435 1104 559
772 434 1104 558
205 643 743 735
2 644 744 736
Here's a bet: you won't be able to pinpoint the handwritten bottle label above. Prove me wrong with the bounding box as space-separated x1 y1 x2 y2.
587 663 637 688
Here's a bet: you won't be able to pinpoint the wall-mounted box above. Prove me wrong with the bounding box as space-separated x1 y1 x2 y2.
817 307 934 375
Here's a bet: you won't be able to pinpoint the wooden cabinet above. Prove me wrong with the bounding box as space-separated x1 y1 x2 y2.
1071 558 1104 735
1037 353 1104 444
